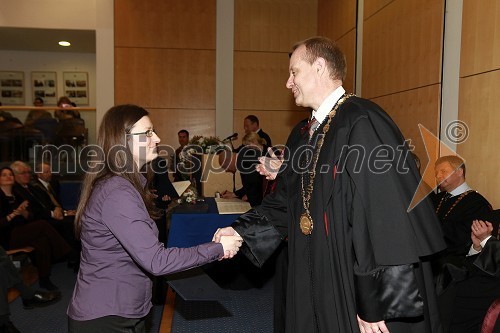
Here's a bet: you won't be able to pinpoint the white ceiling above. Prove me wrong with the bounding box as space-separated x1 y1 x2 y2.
0 27 95 53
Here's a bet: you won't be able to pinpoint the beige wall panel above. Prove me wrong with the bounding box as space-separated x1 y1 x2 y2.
371 84 441 178
115 0 216 49
364 0 394 19
234 0 317 52
233 110 310 147
457 72 500 209
234 51 303 111
115 48 215 109
146 108 215 152
362 0 444 98
317 0 356 40
336 30 356 93
460 0 500 77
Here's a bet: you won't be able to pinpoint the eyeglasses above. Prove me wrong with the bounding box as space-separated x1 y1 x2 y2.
128 129 156 137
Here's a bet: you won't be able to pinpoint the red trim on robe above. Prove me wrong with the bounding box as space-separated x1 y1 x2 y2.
324 211 329 236
333 164 337 180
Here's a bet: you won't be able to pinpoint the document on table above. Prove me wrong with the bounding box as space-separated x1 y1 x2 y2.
172 180 191 196
215 198 251 214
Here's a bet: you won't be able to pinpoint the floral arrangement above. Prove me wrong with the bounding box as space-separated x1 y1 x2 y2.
177 185 198 204
178 135 228 170
189 135 225 153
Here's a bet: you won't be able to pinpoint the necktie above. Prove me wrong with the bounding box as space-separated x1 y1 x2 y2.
443 192 452 201
46 184 60 207
309 117 319 138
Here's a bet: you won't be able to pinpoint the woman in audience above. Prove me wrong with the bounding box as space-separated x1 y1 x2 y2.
222 132 265 206
67 104 242 333
0 167 72 291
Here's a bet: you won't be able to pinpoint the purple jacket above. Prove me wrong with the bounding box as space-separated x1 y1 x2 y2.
67 175 223 320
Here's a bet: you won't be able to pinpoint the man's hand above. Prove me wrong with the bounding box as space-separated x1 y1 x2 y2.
256 147 283 180
471 219 493 250
218 235 243 259
357 315 389 333
213 227 237 243
53 207 64 220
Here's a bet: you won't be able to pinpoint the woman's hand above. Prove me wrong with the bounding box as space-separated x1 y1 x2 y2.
218 235 243 259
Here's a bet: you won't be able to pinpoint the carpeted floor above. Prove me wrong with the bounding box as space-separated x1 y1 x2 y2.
9 262 163 333
171 275 274 333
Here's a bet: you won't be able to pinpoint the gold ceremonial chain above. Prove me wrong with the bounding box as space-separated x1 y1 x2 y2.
435 190 474 220
299 93 354 235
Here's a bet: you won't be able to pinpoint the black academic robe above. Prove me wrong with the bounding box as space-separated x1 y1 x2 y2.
433 191 491 257
232 96 446 333
437 238 500 333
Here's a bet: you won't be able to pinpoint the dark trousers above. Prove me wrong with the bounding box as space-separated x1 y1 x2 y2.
68 316 145 333
9 220 71 278
0 247 22 316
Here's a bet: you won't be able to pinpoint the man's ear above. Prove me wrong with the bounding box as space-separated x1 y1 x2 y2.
314 57 326 76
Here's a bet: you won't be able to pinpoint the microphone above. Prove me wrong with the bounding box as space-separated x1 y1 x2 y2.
223 133 238 141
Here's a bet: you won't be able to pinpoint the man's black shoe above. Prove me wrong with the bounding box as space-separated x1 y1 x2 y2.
22 290 61 309
0 321 21 333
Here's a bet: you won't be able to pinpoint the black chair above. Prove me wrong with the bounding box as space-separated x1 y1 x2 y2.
33 117 59 144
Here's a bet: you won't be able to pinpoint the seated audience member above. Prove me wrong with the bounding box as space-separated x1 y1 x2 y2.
437 216 500 333
172 129 191 182
222 132 265 206
54 96 80 120
432 155 492 271
0 167 72 291
24 97 53 127
11 161 76 247
0 245 61 333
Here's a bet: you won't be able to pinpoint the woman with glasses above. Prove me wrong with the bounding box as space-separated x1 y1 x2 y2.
67 104 243 333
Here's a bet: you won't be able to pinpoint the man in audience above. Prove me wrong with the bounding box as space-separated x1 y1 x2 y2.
235 115 272 152
244 115 272 148
437 216 500 333
173 129 190 182
0 246 61 333
433 155 492 270
10 161 79 269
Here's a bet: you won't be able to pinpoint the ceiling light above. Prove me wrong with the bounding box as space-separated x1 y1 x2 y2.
59 41 71 47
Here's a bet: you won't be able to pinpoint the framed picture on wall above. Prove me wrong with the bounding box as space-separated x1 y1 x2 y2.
63 71 88 105
0 71 25 105
31 71 57 105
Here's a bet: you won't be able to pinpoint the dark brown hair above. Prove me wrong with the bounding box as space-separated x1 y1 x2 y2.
75 104 160 235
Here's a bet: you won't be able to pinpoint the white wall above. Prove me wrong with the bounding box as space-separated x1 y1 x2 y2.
0 50 97 143
0 0 114 145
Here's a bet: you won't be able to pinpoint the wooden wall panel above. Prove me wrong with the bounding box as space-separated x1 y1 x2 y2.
233 110 310 147
336 30 356 93
147 108 216 154
115 0 216 49
458 72 500 208
364 0 394 19
371 84 441 182
235 0 317 52
460 0 500 77
317 0 356 40
362 0 444 98
115 48 215 109
234 52 302 111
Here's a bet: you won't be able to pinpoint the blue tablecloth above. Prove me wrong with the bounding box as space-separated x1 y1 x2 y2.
167 198 240 248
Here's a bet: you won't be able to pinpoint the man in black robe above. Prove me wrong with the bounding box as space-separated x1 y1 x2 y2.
432 155 492 270
214 36 446 333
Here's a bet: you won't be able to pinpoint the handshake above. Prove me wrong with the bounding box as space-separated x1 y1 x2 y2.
212 227 242 260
